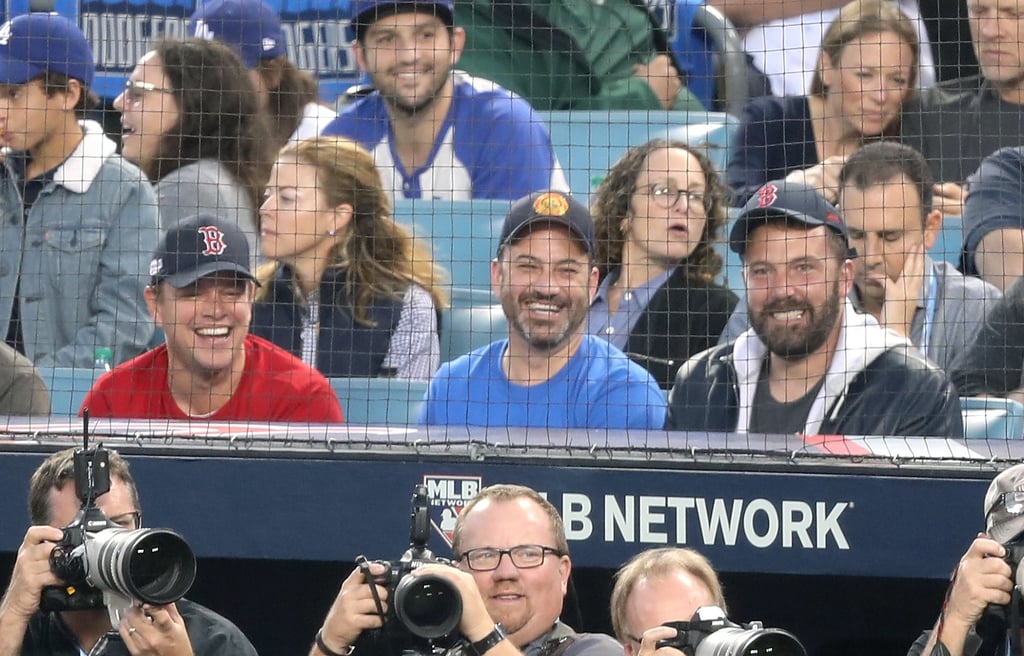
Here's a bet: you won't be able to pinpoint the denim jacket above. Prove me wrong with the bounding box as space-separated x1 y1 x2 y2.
0 120 159 367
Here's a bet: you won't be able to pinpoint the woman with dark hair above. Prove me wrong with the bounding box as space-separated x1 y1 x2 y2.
589 139 737 389
189 0 337 150
726 0 919 205
251 137 448 379
113 38 273 266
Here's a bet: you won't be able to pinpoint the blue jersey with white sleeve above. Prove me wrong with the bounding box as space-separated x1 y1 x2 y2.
322 72 569 200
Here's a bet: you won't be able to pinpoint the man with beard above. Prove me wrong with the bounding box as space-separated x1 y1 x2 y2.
665 179 962 437
419 190 665 428
321 0 568 201
311 483 623 656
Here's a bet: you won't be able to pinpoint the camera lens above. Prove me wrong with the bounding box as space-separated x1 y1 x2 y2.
394 573 462 639
88 529 197 605
698 627 806 656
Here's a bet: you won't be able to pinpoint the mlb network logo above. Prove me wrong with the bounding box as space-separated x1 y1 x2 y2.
423 475 481 548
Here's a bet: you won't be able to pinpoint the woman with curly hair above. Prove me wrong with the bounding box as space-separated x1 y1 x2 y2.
114 38 273 267
589 139 737 388
251 137 448 379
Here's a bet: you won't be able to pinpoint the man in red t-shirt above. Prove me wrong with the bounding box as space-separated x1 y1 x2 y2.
81 214 343 422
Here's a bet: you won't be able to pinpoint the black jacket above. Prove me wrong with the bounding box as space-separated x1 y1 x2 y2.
251 266 403 378
666 338 964 438
620 268 737 389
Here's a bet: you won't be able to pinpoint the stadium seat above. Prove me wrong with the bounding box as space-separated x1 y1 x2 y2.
539 110 739 199
931 215 963 267
329 377 428 425
960 397 1024 439
391 199 509 292
41 367 101 416
441 288 507 363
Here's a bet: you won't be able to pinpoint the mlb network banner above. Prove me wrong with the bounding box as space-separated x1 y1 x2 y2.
5 0 362 101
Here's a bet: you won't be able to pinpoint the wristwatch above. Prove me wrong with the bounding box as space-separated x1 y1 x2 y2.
467 623 508 656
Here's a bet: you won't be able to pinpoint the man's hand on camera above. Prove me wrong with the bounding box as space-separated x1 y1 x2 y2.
1 526 64 619
118 603 193 656
412 564 496 645
634 625 685 656
314 563 390 656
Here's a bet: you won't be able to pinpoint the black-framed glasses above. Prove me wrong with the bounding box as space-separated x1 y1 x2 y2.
638 183 706 210
998 491 1024 515
460 544 563 571
122 79 175 106
108 510 142 530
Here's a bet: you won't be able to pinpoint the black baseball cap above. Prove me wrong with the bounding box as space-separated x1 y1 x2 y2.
730 180 853 257
150 215 258 288
497 190 595 257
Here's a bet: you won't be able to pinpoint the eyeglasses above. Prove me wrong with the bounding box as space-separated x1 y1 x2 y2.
997 491 1024 515
638 183 706 210
459 544 563 571
122 79 174 106
107 510 142 530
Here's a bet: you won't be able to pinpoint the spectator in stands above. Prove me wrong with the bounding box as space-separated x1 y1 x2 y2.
419 190 666 428
454 0 705 112
666 179 963 436
906 463 1024 656
712 0 935 98
726 0 919 205
312 483 623 656
950 273 1024 404
959 146 1024 292
588 139 738 389
0 13 159 368
251 136 446 379
839 142 1001 371
0 447 258 655
113 38 273 268
81 215 344 422
0 342 50 416
322 0 569 200
190 0 337 149
610 547 727 656
901 0 1024 215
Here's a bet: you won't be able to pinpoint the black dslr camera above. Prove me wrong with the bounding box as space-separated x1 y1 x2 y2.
360 484 463 653
41 439 197 626
655 606 806 656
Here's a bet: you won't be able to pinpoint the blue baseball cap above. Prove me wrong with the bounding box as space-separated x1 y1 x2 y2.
730 180 853 257
351 0 454 40
150 215 258 288
190 0 286 69
0 13 94 86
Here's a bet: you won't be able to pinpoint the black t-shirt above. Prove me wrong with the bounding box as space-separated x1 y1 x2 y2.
749 365 825 435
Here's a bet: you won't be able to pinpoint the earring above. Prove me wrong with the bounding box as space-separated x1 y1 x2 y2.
327 229 337 237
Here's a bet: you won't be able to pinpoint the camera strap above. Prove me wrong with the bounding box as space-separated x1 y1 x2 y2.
356 556 388 622
538 636 576 656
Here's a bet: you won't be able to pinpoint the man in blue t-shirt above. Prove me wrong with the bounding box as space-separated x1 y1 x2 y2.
322 0 569 200
419 190 666 429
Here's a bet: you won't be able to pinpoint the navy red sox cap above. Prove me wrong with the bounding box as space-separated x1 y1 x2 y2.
150 215 258 288
730 180 854 258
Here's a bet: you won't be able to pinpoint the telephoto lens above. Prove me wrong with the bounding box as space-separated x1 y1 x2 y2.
393 573 462 639
84 528 197 605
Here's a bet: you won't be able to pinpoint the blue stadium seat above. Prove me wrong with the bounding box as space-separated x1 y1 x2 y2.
391 199 509 292
329 377 428 425
960 397 1024 439
931 216 963 267
441 288 507 363
539 110 739 199
40 367 101 416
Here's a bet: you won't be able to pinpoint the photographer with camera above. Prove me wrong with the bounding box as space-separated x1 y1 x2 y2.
610 548 726 656
908 464 1024 656
312 484 621 656
0 447 257 656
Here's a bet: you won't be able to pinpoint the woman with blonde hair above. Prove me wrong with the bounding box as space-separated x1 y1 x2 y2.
252 137 447 379
589 139 737 389
726 0 919 205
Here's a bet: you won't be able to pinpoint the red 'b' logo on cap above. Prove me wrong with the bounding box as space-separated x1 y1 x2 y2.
757 184 778 208
197 226 227 256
